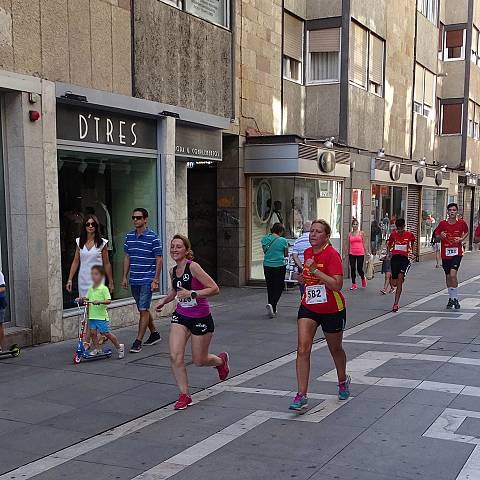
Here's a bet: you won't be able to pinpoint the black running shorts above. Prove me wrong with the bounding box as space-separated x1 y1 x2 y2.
442 255 462 275
171 311 215 336
297 304 346 334
390 254 410 280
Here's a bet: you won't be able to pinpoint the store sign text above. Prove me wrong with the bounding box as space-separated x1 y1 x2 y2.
56 104 157 150
79 114 138 146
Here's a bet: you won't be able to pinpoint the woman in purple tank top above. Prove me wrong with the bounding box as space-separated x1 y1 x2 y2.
156 234 230 410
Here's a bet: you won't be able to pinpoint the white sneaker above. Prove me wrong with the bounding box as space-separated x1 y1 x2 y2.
118 344 125 359
266 304 275 318
88 349 99 357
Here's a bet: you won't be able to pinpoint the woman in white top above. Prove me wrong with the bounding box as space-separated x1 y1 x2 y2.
65 215 113 297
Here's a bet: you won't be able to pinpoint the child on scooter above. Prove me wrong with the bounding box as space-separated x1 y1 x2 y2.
0 270 6 352
84 265 124 359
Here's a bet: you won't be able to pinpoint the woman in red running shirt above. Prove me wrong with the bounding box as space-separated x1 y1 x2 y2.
289 220 350 411
387 218 415 312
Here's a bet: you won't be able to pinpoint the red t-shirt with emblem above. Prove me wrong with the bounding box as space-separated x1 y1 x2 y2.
387 230 416 257
301 244 346 314
433 219 468 259
475 224 480 238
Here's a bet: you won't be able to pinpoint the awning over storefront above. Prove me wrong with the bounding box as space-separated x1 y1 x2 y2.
244 139 350 178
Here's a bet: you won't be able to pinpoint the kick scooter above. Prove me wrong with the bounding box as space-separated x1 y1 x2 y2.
0 344 20 359
73 299 112 364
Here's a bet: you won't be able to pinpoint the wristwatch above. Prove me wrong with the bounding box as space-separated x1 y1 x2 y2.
191 291 197 299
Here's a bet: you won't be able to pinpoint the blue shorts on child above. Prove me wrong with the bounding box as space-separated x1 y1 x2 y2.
89 319 110 333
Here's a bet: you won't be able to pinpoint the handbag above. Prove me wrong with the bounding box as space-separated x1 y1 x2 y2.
262 236 280 254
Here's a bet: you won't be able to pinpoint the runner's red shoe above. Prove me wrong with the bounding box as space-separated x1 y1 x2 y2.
174 393 192 410
216 352 230 381
392 304 399 312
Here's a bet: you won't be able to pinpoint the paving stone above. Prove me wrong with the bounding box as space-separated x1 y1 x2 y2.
428 363 480 387
327 429 474 480
215 418 364 463
170 452 320 480
33 459 142 480
369 358 444 380
0 425 89 455
133 403 257 447
402 389 458 407
0 448 43 475
369 400 446 438
0 397 74 424
39 408 133 435
457 417 480 438
309 463 407 480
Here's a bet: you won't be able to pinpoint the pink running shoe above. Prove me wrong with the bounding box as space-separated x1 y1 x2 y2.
350 284 358 291
389 287 396 294
362 278 367 288
380 289 387 295
174 393 192 410
216 352 230 381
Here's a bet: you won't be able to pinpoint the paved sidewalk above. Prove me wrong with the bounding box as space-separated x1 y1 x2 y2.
1 254 480 479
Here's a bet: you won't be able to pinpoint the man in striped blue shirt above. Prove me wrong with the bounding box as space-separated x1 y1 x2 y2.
122 208 163 353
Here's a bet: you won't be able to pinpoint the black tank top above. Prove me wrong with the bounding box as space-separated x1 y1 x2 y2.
172 262 193 292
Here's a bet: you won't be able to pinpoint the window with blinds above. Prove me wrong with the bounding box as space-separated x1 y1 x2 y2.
468 100 475 137
472 26 479 65
417 0 439 25
350 22 368 88
441 102 463 135
468 100 480 139
369 34 384 95
424 70 435 116
349 21 385 96
414 64 424 114
413 63 436 118
444 28 465 60
475 103 480 139
307 28 341 83
283 12 303 82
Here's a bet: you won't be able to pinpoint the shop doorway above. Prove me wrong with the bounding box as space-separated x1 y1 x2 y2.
187 163 218 280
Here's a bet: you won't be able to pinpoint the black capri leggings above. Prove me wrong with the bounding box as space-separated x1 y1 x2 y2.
263 265 286 313
349 254 365 284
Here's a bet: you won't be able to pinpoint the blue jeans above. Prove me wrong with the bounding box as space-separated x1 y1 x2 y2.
131 284 153 311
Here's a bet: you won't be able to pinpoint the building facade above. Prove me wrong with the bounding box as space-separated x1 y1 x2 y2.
0 0 479 345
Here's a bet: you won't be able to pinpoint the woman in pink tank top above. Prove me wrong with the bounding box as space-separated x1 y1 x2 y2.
348 219 367 290
156 234 230 410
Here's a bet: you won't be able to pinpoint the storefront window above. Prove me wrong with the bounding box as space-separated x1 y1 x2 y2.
352 189 362 224
420 189 447 251
370 184 407 258
58 152 159 309
249 176 343 281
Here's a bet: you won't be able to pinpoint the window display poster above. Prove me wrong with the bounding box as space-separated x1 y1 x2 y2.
352 189 362 225
185 0 227 27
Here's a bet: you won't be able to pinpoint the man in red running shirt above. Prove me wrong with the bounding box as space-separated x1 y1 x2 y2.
387 218 415 312
433 203 469 309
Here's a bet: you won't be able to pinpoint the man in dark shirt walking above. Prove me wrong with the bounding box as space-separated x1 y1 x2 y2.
122 208 163 353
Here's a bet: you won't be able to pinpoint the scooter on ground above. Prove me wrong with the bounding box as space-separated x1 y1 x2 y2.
73 299 112 364
0 344 20 359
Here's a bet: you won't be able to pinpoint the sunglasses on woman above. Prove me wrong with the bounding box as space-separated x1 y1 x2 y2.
132 215 144 220
85 221 96 227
